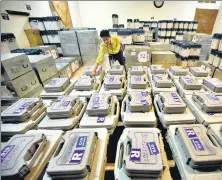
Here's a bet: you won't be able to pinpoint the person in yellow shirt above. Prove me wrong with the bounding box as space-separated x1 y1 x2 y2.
91 30 125 76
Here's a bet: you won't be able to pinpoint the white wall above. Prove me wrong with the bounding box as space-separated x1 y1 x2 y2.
69 1 198 32
213 2 222 33
196 1 221 9
1 1 52 48
68 1 82 27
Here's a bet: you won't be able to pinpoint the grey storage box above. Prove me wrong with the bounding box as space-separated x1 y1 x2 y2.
44 78 70 92
55 56 81 73
79 44 98 56
47 96 79 119
4 70 41 98
1 98 43 122
58 30 78 44
86 93 111 116
175 124 222 169
108 65 125 75
128 91 152 112
74 76 96 91
1 53 32 81
166 125 222 180
169 66 188 76
129 75 147 89
128 66 146 76
115 128 163 179
56 62 72 78
150 65 165 74
46 129 97 179
61 44 80 56
28 55 57 83
1 133 47 179
152 74 173 88
152 51 176 64
179 76 202 90
124 46 151 69
192 92 222 113
189 67 208 77
76 30 99 44
157 92 186 114
104 75 123 90
203 78 222 93
121 92 156 127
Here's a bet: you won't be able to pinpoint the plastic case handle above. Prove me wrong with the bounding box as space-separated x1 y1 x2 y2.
42 68 47 72
52 138 65 158
114 96 120 117
207 132 221 148
121 98 127 114
95 81 102 92
117 143 124 169
76 100 87 120
25 134 47 170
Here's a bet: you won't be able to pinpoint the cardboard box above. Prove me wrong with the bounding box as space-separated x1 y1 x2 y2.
213 68 222 80
152 51 176 64
24 29 43 47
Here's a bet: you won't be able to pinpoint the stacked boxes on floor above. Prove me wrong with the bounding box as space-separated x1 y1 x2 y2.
121 91 156 127
166 124 222 180
80 93 120 134
185 92 222 126
40 78 75 99
28 54 58 86
34 45 59 59
158 20 198 43
1 53 42 99
55 56 81 75
38 96 87 130
76 30 99 65
58 29 80 57
183 33 212 61
115 128 164 179
124 45 151 69
154 92 195 128
70 75 102 99
1 98 46 140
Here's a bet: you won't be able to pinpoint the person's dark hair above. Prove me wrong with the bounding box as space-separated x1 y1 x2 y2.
100 30 110 38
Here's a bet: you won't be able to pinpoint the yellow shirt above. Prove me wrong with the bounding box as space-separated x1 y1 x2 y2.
96 35 122 64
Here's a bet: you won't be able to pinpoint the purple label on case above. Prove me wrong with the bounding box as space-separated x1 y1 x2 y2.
207 112 214 116
147 142 159 155
20 101 32 109
205 93 219 101
185 128 197 138
93 96 100 103
109 76 115 82
1 145 15 163
92 103 99 109
141 100 149 106
141 92 148 97
62 101 71 107
48 79 58 86
97 117 105 123
135 76 141 82
70 149 85 163
130 148 141 161
76 136 87 148
184 78 193 84
171 92 181 103
116 66 120 69
191 138 205 151
155 75 162 80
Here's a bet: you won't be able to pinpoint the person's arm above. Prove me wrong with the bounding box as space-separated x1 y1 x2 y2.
91 45 105 76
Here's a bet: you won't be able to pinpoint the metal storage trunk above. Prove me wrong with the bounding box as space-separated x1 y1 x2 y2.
28 55 58 83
